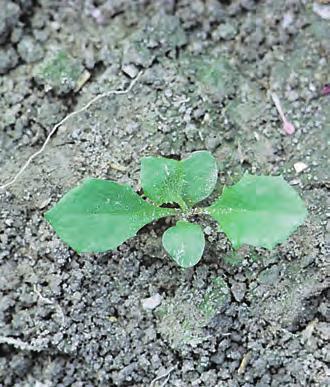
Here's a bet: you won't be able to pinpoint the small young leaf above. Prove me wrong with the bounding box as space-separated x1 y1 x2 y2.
141 151 218 208
162 221 205 268
140 156 185 207
181 151 218 207
45 178 175 253
206 174 307 249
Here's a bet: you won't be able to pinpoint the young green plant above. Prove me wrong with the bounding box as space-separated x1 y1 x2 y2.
45 151 307 268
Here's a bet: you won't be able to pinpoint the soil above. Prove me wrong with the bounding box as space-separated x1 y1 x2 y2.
0 1 329 386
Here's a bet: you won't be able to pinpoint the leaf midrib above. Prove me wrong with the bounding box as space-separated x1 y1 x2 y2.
209 205 305 217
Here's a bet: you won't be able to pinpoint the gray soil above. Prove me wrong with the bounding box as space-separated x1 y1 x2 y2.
0 0 329 386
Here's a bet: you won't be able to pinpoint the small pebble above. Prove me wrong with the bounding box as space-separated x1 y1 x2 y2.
122 63 139 78
141 293 162 310
294 162 308 174
17 36 44 63
313 2 330 20
231 281 246 302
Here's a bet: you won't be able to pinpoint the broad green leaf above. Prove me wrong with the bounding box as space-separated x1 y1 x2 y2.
141 151 218 208
162 221 205 268
206 174 307 249
45 178 175 253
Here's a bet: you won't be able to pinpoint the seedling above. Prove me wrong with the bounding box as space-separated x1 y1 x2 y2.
45 151 307 268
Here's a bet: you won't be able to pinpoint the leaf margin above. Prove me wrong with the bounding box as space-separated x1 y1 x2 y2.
206 174 308 250
45 178 176 253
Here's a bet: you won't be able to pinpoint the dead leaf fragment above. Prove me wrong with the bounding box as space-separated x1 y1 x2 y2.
238 352 251 375
74 70 91 92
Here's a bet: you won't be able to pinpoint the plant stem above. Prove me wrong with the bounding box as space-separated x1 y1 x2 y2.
177 198 189 212
185 207 208 217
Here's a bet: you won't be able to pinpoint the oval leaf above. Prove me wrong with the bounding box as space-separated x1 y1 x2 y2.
206 174 307 249
45 178 175 253
181 151 218 206
162 221 205 268
140 156 185 207
141 151 218 208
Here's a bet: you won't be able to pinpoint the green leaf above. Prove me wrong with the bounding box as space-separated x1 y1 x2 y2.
181 151 218 206
206 174 307 249
141 156 185 207
45 178 175 253
162 221 205 268
141 151 218 208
